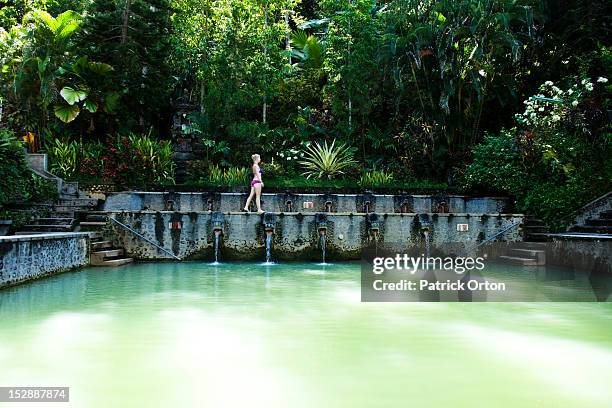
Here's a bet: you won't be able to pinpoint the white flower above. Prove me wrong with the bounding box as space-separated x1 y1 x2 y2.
581 79 588 85
544 81 553 86
552 115 561 122
279 152 284 157
293 156 298 160
597 77 608 83
539 107 545 112
568 89 573 95
552 86 562 93
479 69 487 77
287 157 291 161
571 100 578 107
562 60 569 64
585 83 594 91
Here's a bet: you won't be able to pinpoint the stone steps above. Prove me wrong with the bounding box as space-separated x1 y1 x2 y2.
20 224 74 232
14 231 48 235
91 240 113 250
92 257 134 267
569 225 612 234
57 198 100 207
585 218 612 226
79 221 107 228
522 217 550 242
498 255 540 266
28 217 75 226
91 249 124 264
508 248 546 265
90 235 133 267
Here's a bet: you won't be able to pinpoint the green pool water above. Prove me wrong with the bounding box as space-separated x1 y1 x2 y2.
1 262 612 407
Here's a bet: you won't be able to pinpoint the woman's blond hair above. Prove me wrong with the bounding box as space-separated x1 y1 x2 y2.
251 154 260 162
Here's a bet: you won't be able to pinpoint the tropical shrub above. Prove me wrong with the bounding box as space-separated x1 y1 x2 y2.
259 158 285 180
464 77 611 227
206 165 250 186
0 129 58 207
47 137 79 179
104 134 176 186
359 169 395 188
0 129 30 206
299 139 357 179
23 173 59 203
46 132 176 186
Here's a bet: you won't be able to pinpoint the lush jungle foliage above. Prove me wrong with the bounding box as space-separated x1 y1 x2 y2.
0 0 610 220
0 128 57 207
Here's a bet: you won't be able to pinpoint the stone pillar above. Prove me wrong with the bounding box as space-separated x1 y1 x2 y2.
171 103 197 184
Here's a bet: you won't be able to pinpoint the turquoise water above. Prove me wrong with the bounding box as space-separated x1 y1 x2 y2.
1 262 612 407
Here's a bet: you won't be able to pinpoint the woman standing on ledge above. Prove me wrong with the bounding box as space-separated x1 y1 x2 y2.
243 154 265 214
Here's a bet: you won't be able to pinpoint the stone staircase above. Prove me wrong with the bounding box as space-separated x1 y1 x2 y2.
492 217 549 266
90 232 133 267
568 209 612 235
17 198 133 267
498 242 547 266
16 197 100 235
522 216 551 242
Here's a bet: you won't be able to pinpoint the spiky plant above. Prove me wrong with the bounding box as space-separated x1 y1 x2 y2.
299 139 357 179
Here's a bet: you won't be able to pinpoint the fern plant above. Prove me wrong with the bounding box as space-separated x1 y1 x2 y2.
299 140 357 179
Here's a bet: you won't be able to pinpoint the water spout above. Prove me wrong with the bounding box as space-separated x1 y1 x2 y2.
364 201 371 214
422 228 431 258
213 229 222 263
319 228 327 264
286 200 293 212
371 229 379 256
325 201 333 212
265 230 273 263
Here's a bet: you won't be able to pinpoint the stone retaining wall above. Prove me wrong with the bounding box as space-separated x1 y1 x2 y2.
103 192 511 214
0 233 90 289
106 211 523 261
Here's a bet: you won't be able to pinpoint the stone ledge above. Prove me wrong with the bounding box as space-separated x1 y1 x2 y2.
0 232 94 243
107 210 524 217
538 232 612 241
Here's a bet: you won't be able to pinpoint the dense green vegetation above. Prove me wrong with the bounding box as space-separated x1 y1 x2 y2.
0 0 610 221
0 128 57 208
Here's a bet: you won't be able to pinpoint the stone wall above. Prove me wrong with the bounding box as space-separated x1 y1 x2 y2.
106 211 523 262
566 192 611 227
103 192 511 214
0 233 90 289
547 237 612 275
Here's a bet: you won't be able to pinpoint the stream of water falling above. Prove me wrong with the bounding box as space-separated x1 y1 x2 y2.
265 233 273 263
320 231 326 264
214 231 221 263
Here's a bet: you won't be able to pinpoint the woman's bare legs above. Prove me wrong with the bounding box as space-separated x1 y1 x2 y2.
254 184 264 213
244 186 255 211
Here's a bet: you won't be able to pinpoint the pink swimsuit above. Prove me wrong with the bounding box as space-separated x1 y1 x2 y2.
251 166 262 186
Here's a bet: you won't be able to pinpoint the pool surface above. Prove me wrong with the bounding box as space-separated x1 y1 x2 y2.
1 262 612 407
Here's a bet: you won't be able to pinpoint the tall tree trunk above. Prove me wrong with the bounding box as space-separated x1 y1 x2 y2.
285 11 291 65
262 4 268 124
121 0 132 44
347 0 353 133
